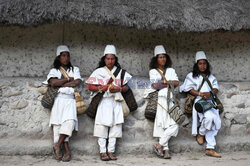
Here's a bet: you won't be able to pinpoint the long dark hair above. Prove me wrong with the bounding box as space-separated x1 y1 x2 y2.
149 54 172 69
97 55 121 69
53 54 73 70
192 59 211 78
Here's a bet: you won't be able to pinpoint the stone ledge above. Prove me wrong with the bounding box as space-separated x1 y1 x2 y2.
1 136 250 155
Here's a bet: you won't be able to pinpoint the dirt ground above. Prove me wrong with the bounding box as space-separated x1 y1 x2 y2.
1 151 250 166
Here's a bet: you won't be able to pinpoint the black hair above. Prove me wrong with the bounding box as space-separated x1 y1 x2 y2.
53 53 73 70
192 59 211 78
97 55 121 69
149 54 172 69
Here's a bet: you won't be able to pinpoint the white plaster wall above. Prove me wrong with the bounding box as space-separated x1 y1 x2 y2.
0 23 250 81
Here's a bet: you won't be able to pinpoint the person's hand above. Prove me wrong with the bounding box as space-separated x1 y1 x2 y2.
62 82 75 87
212 88 218 94
109 84 121 93
158 80 169 85
200 92 210 100
99 85 109 92
68 77 74 82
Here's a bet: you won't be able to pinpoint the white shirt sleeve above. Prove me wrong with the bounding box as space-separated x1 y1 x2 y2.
43 68 60 85
149 69 160 83
211 75 219 90
179 73 197 92
86 68 101 85
73 67 83 81
122 71 132 85
168 68 179 81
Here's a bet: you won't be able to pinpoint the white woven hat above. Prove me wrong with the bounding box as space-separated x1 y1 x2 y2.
154 45 166 57
104 45 116 56
56 45 70 56
195 51 207 63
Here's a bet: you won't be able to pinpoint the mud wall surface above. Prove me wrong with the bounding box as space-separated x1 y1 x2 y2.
0 23 250 81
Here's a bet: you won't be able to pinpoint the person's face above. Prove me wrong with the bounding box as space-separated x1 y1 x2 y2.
104 54 116 69
59 52 70 66
197 59 207 72
157 54 167 67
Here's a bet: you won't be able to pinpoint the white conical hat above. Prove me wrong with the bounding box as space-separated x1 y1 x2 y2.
104 45 117 56
154 45 166 57
56 45 70 56
195 51 207 63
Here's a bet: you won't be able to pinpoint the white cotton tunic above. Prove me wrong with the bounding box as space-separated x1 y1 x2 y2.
86 66 132 127
144 68 179 138
43 66 83 131
179 72 221 136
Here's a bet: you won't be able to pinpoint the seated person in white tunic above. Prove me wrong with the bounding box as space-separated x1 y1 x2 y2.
86 45 132 161
144 45 179 159
179 51 221 158
43 45 82 162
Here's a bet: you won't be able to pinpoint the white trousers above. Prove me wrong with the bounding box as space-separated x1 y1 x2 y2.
94 124 122 138
159 124 179 150
98 137 116 153
94 124 122 153
199 110 221 149
53 120 75 143
199 127 218 149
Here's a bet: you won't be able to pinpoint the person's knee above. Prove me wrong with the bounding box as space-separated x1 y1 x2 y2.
174 124 179 130
204 115 213 124
171 124 179 133
217 118 221 126
64 137 69 142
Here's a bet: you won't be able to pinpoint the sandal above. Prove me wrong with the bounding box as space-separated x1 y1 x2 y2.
100 153 109 161
62 152 71 162
196 134 205 145
163 150 171 159
53 144 62 160
153 144 164 157
107 152 117 160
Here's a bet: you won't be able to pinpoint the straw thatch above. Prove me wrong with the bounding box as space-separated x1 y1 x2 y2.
0 0 250 32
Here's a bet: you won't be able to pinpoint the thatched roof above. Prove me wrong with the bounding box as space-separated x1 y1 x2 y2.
1 0 250 32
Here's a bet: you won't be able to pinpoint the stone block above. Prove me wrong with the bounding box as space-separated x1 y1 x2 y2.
230 124 247 136
237 83 250 91
227 92 237 99
233 114 248 124
37 87 48 95
247 117 250 124
10 99 28 109
3 90 23 97
247 124 250 134
224 113 235 120
236 103 246 109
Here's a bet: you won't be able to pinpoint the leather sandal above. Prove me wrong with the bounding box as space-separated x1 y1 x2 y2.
153 144 164 157
196 134 205 145
53 144 62 160
163 150 171 159
107 152 117 160
100 153 110 161
62 152 71 162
